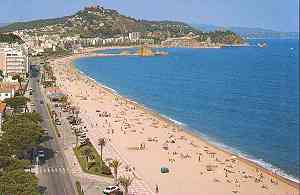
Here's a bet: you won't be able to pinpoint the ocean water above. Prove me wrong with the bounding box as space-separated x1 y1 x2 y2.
75 39 299 180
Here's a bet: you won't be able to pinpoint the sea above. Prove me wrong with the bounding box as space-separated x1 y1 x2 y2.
74 38 299 181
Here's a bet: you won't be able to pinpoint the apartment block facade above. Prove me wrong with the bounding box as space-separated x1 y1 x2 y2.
0 44 29 76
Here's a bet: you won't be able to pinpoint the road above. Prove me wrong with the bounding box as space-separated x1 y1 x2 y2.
30 66 77 195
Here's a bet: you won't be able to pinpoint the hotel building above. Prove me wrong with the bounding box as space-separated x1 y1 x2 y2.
0 44 29 76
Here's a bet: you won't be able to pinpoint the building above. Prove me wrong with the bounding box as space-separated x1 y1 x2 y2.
129 32 141 41
0 102 6 130
0 83 19 101
47 87 65 101
161 35 220 48
0 44 29 76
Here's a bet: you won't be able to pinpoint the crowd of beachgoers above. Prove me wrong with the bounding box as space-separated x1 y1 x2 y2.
49 47 299 195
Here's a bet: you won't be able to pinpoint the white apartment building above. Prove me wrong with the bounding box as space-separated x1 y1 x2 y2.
0 83 18 101
0 44 29 76
129 32 141 41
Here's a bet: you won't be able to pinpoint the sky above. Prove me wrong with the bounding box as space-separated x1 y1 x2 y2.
0 0 299 32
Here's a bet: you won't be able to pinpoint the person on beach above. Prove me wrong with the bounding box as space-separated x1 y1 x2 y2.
155 184 159 193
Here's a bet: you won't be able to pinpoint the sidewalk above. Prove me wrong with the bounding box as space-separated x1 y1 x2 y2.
41 86 112 195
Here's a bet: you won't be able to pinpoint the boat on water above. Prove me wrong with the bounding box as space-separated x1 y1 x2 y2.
257 42 268 48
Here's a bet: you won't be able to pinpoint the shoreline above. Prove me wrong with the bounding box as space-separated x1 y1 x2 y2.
74 65 300 187
51 47 299 194
72 50 299 186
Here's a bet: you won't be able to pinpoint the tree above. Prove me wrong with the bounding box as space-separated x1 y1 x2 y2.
12 74 25 95
0 169 39 195
0 113 41 195
109 159 122 184
98 138 106 162
23 112 43 123
4 159 31 172
0 141 13 169
81 147 93 169
118 175 134 195
1 114 43 158
4 96 30 113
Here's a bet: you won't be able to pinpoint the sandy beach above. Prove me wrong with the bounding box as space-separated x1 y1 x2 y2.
50 47 300 195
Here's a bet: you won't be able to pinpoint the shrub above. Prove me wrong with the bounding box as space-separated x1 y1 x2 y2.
101 164 112 175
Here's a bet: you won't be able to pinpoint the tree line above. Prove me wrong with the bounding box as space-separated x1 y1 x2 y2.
0 98 43 195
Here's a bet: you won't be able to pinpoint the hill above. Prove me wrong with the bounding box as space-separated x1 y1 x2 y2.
0 6 244 44
0 6 200 39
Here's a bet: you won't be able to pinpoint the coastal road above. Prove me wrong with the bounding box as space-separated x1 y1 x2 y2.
30 66 77 195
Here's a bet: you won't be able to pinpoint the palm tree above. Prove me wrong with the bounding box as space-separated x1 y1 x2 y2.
109 159 122 184
98 138 106 161
118 175 134 195
81 147 93 169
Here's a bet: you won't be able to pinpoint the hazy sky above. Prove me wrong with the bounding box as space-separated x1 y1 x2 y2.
0 0 299 32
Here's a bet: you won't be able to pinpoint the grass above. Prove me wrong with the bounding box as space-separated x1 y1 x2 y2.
73 143 112 177
46 103 61 137
75 181 84 195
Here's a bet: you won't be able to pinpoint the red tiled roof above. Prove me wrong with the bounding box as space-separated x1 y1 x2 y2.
0 83 19 93
47 87 63 95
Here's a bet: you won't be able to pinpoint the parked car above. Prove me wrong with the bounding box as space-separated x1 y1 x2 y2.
103 186 120 195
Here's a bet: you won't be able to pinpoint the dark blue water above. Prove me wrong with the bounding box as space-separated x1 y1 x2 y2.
75 39 299 180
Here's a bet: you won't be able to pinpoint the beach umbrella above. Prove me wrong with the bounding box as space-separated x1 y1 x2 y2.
160 166 169 173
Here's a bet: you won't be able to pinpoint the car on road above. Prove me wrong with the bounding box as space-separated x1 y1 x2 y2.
37 150 45 159
40 100 44 104
103 186 120 195
43 129 49 135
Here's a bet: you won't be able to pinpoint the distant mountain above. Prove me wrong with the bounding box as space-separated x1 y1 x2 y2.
192 24 299 39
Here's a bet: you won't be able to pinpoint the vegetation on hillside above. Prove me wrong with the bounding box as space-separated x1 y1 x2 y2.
0 6 201 39
0 33 24 44
0 17 67 32
0 6 244 44
197 30 245 44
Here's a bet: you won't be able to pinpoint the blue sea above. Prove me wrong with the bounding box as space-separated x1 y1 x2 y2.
75 39 299 181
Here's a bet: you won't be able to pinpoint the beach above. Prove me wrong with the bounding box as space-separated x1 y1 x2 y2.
50 47 300 195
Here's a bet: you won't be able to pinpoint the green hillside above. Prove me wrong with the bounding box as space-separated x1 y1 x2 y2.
0 6 244 44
